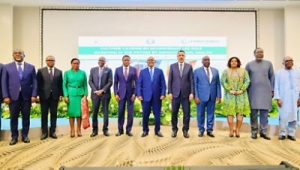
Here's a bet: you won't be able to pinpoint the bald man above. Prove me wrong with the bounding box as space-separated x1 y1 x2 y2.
274 56 300 141
89 56 113 137
137 56 166 137
37 55 63 140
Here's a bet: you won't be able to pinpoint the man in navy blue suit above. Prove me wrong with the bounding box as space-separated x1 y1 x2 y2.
194 56 221 138
2 49 37 145
137 56 166 137
168 50 194 138
114 55 137 137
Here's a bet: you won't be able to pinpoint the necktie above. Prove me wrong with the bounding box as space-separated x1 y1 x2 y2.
124 67 128 81
49 68 53 80
206 68 210 83
18 63 23 80
150 67 153 82
98 68 103 89
180 63 183 78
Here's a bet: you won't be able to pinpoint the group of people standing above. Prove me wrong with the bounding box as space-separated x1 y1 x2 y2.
0 48 299 146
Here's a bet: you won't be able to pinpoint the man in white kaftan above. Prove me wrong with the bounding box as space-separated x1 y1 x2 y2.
274 56 300 141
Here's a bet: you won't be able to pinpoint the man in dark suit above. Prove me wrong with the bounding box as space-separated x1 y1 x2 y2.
2 49 37 145
194 56 221 138
37 55 63 140
168 50 194 138
89 56 113 137
137 56 166 137
114 55 137 137
0 63 3 139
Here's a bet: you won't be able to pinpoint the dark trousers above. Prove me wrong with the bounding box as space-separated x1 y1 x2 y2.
9 93 31 139
0 107 2 139
117 92 134 133
40 93 59 135
92 97 110 133
196 96 216 133
250 109 269 134
171 95 190 132
142 96 162 133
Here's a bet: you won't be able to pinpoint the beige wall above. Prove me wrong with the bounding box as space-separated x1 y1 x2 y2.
0 4 13 62
1 7 299 70
13 7 40 67
285 6 300 68
258 9 285 70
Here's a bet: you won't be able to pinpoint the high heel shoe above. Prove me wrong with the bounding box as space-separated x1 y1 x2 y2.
77 131 82 137
235 130 240 138
70 131 75 138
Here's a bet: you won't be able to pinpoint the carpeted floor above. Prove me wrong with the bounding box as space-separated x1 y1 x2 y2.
0 126 299 170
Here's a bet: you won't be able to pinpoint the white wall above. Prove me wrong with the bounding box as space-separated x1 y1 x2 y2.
1 7 295 71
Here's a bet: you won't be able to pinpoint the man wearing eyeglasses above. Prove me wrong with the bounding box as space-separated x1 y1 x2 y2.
274 56 300 141
37 55 63 140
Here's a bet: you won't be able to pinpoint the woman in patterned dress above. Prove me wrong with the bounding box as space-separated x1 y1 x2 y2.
63 58 88 137
221 57 251 138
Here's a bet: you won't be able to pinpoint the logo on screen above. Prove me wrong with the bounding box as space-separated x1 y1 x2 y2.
146 38 155 45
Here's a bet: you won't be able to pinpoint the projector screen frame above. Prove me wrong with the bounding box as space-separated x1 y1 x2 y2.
39 7 258 67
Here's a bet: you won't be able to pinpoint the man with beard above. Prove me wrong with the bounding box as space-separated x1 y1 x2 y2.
245 48 275 140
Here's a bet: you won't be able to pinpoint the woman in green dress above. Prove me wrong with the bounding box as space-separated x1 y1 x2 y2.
63 58 88 137
221 57 251 138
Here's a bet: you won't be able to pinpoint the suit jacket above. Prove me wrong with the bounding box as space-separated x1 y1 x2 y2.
1 62 37 101
89 66 112 99
194 66 221 102
37 67 63 100
0 63 3 100
137 67 166 102
168 62 194 98
114 66 137 99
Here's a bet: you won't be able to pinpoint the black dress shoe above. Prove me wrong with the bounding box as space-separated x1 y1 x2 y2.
183 131 189 138
287 135 296 141
207 132 215 138
103 131 110 137
251 133 257 139
41 134 48 140
22 137 30 143
171 130 178 138
198 132 204 137
126 131 133 137
141 131 149 137
90 132 98 137
9 139 18 145
278 135 286 140
115 131 124 136
260 133 271 140
50 133 58 139
155 132 164 137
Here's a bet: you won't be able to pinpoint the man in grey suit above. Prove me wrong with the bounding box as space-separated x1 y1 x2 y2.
245 48 275 140
89 56 113 137
168 50 194 138
37 55 63 140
